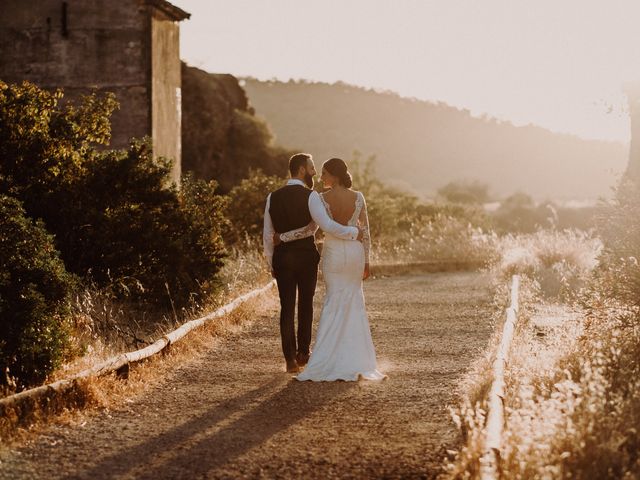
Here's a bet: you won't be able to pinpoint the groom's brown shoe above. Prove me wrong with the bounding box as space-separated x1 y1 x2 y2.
296 352 310 367
286 359 300 373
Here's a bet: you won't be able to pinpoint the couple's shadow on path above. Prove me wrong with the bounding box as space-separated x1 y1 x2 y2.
77 376 355 479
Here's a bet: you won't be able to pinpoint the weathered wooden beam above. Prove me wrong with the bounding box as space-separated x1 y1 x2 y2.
0 280 276 416
479 275 520 480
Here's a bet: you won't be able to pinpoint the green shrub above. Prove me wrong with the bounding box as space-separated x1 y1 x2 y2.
0 81 228 308
173 174 228 305
0 195 75 390
53 141 228 307
0 81 116 219
225 169 285 243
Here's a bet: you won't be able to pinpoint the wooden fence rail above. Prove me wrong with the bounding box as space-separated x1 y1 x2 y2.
0 280 276 417
479 275 520 480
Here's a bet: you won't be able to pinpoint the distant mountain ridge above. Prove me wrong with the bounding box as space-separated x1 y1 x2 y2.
242 79 627 200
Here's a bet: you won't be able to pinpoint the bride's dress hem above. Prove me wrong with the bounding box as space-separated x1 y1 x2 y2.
295 370 387 382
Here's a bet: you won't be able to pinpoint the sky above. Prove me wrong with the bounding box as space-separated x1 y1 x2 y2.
174 0 640 143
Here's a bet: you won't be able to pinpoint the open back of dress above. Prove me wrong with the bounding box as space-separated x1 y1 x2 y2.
296 191 384 382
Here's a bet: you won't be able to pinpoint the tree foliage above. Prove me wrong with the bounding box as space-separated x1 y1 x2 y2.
0 80 227 308
0 195 75 389
225 169 285 243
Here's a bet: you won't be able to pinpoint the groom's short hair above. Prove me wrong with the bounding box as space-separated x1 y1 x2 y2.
289 153 311 177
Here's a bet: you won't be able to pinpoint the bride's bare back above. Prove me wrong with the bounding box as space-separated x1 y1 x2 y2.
322 188 358 225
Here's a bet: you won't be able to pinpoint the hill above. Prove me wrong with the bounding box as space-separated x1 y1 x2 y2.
242 79 628 200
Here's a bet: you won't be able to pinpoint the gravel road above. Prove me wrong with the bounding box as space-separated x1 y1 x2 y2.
0 271 493 479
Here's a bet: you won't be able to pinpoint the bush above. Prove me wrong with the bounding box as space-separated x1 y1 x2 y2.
173 174 228 306
493 230 601 299
437 180 491 205
225 169 285 243
0 81 116 219
348 153 495 264
0 195 75 390
491 192 556 233
53 141 228 307
0 81 228 308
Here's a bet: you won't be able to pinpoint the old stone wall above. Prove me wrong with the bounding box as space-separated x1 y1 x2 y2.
0 0 152 149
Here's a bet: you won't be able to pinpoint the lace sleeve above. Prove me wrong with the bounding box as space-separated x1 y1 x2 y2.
279 221 318 243
358 193 371 263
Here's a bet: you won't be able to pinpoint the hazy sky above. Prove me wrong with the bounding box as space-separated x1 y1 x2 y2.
175 0 640 143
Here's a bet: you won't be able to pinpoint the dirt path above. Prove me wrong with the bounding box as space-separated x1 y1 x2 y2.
0 271 493 479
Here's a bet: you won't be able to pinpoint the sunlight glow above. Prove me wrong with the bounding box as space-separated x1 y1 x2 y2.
175 0 640 143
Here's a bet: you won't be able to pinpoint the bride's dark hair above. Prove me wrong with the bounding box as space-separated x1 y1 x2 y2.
323 158 352 188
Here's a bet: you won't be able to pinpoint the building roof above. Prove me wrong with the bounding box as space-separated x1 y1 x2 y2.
147 0 191 21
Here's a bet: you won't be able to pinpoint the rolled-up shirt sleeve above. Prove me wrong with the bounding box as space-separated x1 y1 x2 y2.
308 191 358 240
263 193 275 269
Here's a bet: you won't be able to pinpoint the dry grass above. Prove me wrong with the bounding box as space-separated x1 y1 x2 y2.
447 229 640 479
446 275 539 478
55 248 271 380
1 292 279 444
371 215 499 267
1 249 275 444
491 291 639 479
493 229 601 300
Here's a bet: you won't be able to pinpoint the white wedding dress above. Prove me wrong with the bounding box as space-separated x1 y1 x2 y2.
279 191 386 382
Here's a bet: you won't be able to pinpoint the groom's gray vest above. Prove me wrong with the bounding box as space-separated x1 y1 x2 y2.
269 184 315 251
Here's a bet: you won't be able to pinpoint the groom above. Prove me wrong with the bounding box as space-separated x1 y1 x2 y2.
263 153 360 373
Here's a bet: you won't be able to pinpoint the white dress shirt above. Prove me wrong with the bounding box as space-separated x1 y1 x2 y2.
263 179 359 269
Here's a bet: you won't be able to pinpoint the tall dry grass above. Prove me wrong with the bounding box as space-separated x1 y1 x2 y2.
445 228 640 479
0 247 274 442
495 295 640 479
56 246 272 379
371 215 498 267
0 291 278 444
493 229 601 299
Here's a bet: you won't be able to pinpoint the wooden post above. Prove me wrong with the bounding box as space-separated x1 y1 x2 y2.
479 275 520 480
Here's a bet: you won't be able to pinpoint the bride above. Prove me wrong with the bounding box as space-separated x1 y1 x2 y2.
276 158 386 382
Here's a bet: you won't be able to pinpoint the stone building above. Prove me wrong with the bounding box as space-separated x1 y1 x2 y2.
0 0 190 184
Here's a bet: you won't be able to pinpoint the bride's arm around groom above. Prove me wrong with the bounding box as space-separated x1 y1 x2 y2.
262 186 359 271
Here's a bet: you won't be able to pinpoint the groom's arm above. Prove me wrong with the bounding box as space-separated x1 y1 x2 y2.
308 191 359 240
262 193 275 271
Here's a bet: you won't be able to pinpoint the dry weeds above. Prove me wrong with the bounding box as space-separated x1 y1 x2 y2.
447 229 640 479
0 290 277 445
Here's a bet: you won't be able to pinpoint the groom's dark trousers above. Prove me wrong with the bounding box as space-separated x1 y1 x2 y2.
269 184 320 364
